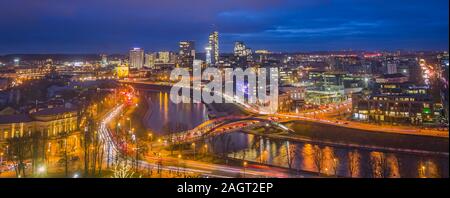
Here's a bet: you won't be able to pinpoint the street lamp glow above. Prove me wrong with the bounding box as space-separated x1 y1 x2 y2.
37 165 46 174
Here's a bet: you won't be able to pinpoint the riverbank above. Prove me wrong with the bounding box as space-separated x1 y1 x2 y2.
287 116 449 138
243 120 448 156
123 80 448 139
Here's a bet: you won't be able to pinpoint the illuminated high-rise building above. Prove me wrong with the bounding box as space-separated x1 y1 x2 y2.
205 46 212 65
207 31 219 65
179 41 195 58
438 52 449 123
100 54 108 67
145 53 156 69
157 51 170 64
234 41 248 57
129 48 144 69
13 58 20 66
179 41 195 67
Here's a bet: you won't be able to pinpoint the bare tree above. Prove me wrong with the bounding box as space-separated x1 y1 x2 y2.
311 145 325 176
330 154 339 177
163 122 188 156
285 141 298 170
347 150 360 178
111 160 137 178
57 132 70 177
369 152 389 178
31 131 46 175
7 136 31 177
82 114 106 177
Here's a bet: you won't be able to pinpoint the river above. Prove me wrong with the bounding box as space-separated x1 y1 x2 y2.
141 88 449 178
144 90 208 135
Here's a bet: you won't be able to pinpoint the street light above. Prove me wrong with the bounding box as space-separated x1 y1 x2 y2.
177 154 182 175
126 117 132 132
243 161 248 178
191 143 196 160
37 165 46 174
148 133 153 151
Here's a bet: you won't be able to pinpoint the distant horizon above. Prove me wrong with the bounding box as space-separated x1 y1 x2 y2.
0 48 448 57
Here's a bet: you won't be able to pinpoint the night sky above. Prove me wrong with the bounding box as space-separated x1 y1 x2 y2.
0 0 448 54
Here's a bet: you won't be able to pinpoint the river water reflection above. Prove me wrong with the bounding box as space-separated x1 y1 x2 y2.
209 132 448 178
144 91 208 135
144 89 448 178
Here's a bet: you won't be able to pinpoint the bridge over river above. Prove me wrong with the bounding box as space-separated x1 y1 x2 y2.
163 115 295 143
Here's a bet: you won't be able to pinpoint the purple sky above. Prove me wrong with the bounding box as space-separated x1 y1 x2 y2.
0 0 448 54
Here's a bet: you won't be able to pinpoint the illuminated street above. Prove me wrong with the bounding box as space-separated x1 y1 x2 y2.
0 0 448 180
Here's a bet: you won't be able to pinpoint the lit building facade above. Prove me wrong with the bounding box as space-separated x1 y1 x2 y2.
207 31 219 65
115 64 129 78
0 107 79 143
157 51 171 64
129 48 144 69
179 41 195 67
145 53 156 69
234 41 252 57
352 81 442 125
438 52 449 123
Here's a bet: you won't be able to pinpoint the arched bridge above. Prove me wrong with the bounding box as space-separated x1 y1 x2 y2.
165 116 294 143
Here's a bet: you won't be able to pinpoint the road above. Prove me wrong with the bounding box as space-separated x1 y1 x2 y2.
98 104 313 178
120 80 448 138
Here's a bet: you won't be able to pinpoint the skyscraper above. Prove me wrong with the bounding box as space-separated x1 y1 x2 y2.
233 41 253 67
179 41 195 67
207 31 219 65
157 51 171 64
100 54 108 67
384 56 399 74
234 41 245 56
179 41 195 58
145 53 156 69
129 48 144 69
205 46 212 65
438 52 449 123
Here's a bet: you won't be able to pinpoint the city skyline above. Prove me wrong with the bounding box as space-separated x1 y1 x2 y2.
0 0 448 54
0 0 448 181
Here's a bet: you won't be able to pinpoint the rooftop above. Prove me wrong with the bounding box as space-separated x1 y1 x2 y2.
0 114 33 124
31 106 78 116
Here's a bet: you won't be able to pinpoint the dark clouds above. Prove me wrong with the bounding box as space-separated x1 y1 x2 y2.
0 0 448 53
